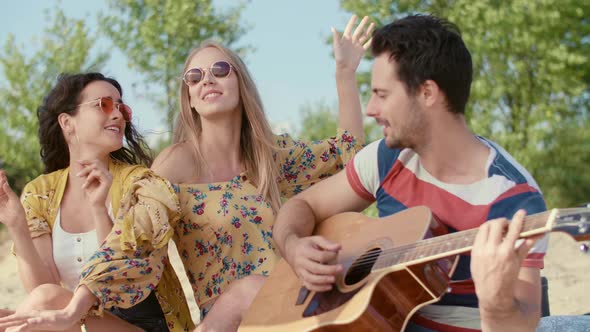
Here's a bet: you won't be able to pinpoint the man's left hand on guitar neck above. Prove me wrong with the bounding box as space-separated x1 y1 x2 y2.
471 209 544 332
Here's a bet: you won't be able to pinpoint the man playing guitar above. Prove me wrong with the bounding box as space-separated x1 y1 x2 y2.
274 14 547 332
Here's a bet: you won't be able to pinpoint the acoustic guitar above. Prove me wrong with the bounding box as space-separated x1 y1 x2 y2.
239 206 590 331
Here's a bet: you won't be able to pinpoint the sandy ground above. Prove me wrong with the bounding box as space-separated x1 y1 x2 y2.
0 232 588 321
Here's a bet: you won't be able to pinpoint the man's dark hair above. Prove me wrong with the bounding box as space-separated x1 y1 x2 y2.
371 14 473 114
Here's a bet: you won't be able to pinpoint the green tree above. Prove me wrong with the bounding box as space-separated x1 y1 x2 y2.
339 0 590 208
298 99 381 143
297 100 381 217
0 8 108 193
100 0 249 142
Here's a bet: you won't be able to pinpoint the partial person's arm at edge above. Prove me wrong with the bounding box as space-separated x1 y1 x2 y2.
10 181 61 291
274 170 372 266
12 231 61 292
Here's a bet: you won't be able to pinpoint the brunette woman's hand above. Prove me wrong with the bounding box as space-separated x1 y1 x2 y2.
75 160 112 210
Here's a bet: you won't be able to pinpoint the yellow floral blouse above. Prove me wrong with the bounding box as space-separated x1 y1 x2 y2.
17 160 194 332
81 129 362 319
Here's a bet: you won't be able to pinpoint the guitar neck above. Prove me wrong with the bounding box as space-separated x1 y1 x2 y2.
373 209 558 271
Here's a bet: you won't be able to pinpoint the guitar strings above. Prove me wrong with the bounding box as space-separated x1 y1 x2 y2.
341 212 555 273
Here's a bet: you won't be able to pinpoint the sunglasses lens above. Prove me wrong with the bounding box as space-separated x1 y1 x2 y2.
120 104 132 122
184 69 203 86
99 97 114 114
211 61 231 78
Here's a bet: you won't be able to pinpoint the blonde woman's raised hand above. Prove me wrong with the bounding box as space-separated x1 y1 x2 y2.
332 15 375 74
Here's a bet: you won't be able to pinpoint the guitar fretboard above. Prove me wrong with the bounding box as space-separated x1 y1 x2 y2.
371 210 554 271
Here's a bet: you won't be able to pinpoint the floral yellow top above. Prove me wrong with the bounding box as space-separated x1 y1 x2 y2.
17 160 194 332
81 129 362 319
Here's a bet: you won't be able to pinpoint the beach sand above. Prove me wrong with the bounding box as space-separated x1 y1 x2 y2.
0 231 588 322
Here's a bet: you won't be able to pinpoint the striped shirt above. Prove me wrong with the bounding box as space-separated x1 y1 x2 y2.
346 137 548 331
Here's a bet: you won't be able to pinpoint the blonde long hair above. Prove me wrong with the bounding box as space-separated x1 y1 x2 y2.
174 41 281 212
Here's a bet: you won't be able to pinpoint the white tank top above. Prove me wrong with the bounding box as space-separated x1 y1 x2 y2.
52 208 111 291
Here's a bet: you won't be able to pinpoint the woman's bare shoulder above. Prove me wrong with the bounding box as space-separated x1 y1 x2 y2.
151 141 195 183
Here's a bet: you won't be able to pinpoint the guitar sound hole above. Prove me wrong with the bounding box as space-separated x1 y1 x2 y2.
344 247 382 286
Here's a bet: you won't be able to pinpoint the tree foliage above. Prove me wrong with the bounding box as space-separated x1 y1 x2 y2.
0 8 108 193
339 0 590 207
100 0 249 140
297 100 381 217
298 100 381 144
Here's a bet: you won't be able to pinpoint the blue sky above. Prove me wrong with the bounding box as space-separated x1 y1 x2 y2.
0 0 363 143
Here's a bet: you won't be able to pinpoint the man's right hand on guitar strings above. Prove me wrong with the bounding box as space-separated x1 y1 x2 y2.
284 234 343 292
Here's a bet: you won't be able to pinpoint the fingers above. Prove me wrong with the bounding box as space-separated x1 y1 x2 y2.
516 235 543 262
340 15 373 45
365 22 375 38
342 14 357 38
473 221 490 249
311 236 341 252
352 16 370 41
0 171 13 198
487 218 508 246
24 316 56 331
299 261 339 292
299 269 336 288
75 160 112 190
0 312 30 330
361 23 375 50
6 322 30 332
331 26 340 51
6 323 29 332
504 210 526 246
1 181 18 201
81 169 107 190
0 309 15 318
294 236 342 292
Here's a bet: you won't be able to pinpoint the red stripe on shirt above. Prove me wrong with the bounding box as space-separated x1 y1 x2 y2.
346 159 375 202
449 279 476 295
492 183 539 204
523 252 545 269
381 161 491 231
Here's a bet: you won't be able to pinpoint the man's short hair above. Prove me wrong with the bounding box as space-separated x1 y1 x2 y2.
371 14 473 114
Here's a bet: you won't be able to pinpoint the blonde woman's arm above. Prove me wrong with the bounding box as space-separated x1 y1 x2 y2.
333 15 374 142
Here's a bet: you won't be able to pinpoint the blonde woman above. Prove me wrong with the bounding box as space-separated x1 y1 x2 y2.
12 16 373 331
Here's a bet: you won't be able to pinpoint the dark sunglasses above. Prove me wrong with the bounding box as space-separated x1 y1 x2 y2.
183 60 233 86
77 96 133 122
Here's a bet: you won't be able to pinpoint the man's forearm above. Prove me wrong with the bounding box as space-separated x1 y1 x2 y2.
274 198 317 260
480 298 540 332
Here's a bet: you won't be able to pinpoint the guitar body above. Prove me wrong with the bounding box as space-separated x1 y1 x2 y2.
240 206 458 332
